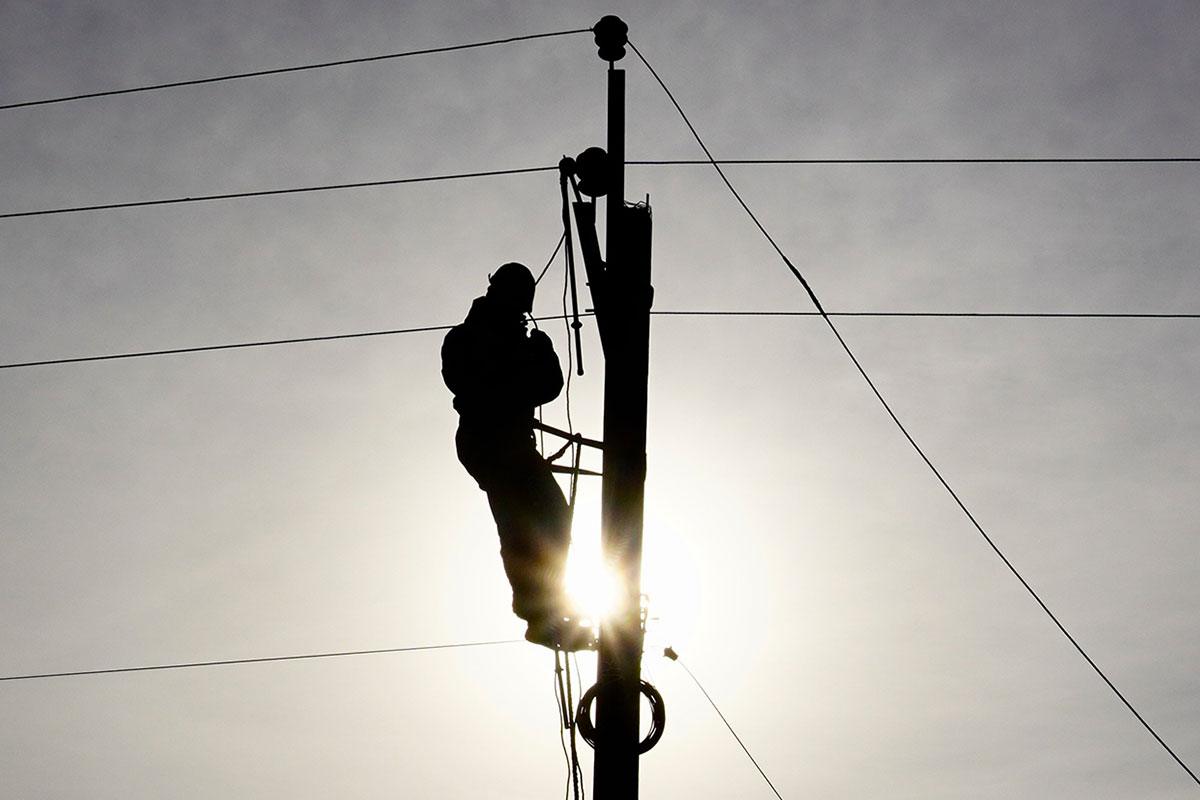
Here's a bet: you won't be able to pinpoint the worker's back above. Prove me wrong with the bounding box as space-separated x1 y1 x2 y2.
442 293 563 428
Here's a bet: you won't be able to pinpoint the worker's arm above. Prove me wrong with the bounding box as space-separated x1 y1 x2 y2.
441 327 472 397
525 329 564 407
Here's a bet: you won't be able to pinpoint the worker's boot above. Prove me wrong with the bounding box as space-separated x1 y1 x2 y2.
525 615 596 652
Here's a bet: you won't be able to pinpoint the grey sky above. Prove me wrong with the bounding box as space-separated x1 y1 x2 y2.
1 1 1198 797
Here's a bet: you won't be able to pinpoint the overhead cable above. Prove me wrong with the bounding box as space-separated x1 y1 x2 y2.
651 310 1200 319
0 322 456 370
4 310 1199 372
0 166 557 220
629 39 1200 789
0 639 522 682
9 156 1199 221
631 157 1199 165
0 28 592 112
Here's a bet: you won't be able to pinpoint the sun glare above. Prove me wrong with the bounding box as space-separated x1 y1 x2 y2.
562 490 700 644
565 555 621 624
564 493 620 624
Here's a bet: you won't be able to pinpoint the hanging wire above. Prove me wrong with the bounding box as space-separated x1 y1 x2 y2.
567 443 582 515
535 231 568 285
552 671 571 800
554 653 575 800
667 651 785 800
532 312 544 453
629 38 1200 789
0 28 593 112
533 230 571 454
553 651 586 800
561 218 577 438
565 653 586 800
559 161 586 376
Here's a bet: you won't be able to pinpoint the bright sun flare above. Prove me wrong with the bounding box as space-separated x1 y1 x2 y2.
564 550 621 624
562 492 620 624
561 490 699 643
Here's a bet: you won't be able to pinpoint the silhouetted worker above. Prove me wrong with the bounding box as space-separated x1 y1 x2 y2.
442 263 587 650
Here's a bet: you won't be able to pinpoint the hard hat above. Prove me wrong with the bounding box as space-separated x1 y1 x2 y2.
488 262 535 313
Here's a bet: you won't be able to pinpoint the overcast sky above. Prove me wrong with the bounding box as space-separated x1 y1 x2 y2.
2 1 1198 798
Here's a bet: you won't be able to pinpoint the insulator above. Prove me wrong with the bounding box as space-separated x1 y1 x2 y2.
593 15 628 62
573 146 610 197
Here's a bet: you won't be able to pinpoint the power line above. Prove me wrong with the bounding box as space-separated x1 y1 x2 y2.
671 655 785 800
631 157 1199 165
0 639 522 682
0 166 557 220
0 28 592 112
651 310 1200 319
4 310 1198 372
629 40 1200 789
10 155 1200 221
0 322 456 370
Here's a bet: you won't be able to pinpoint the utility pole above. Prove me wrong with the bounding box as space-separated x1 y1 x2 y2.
562 16 653 797
589 15 652 800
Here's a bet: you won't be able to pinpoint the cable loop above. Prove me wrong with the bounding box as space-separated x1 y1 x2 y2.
575 680 666 754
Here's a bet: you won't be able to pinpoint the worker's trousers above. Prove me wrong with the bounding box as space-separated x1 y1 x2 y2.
456 424 571 623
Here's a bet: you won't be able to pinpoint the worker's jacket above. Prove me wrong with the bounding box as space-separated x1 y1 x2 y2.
441 295 563 441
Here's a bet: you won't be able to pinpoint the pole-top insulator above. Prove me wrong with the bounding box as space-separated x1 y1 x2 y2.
593 15 628 62
572 146 610 197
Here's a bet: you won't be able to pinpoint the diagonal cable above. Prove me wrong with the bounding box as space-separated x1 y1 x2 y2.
0 639 522 682
0 28 592 112
629 39 1200 789
673 656 785 799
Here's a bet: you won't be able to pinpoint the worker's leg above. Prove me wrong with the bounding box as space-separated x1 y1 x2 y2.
520 451 572 615
456 427 571 623
485 449 570 623
494 526 557 622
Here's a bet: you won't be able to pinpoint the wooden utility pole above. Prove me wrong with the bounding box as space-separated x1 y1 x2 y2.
589 14 652 800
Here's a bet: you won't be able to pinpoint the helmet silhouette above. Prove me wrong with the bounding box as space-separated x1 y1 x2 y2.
488 262 536 314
